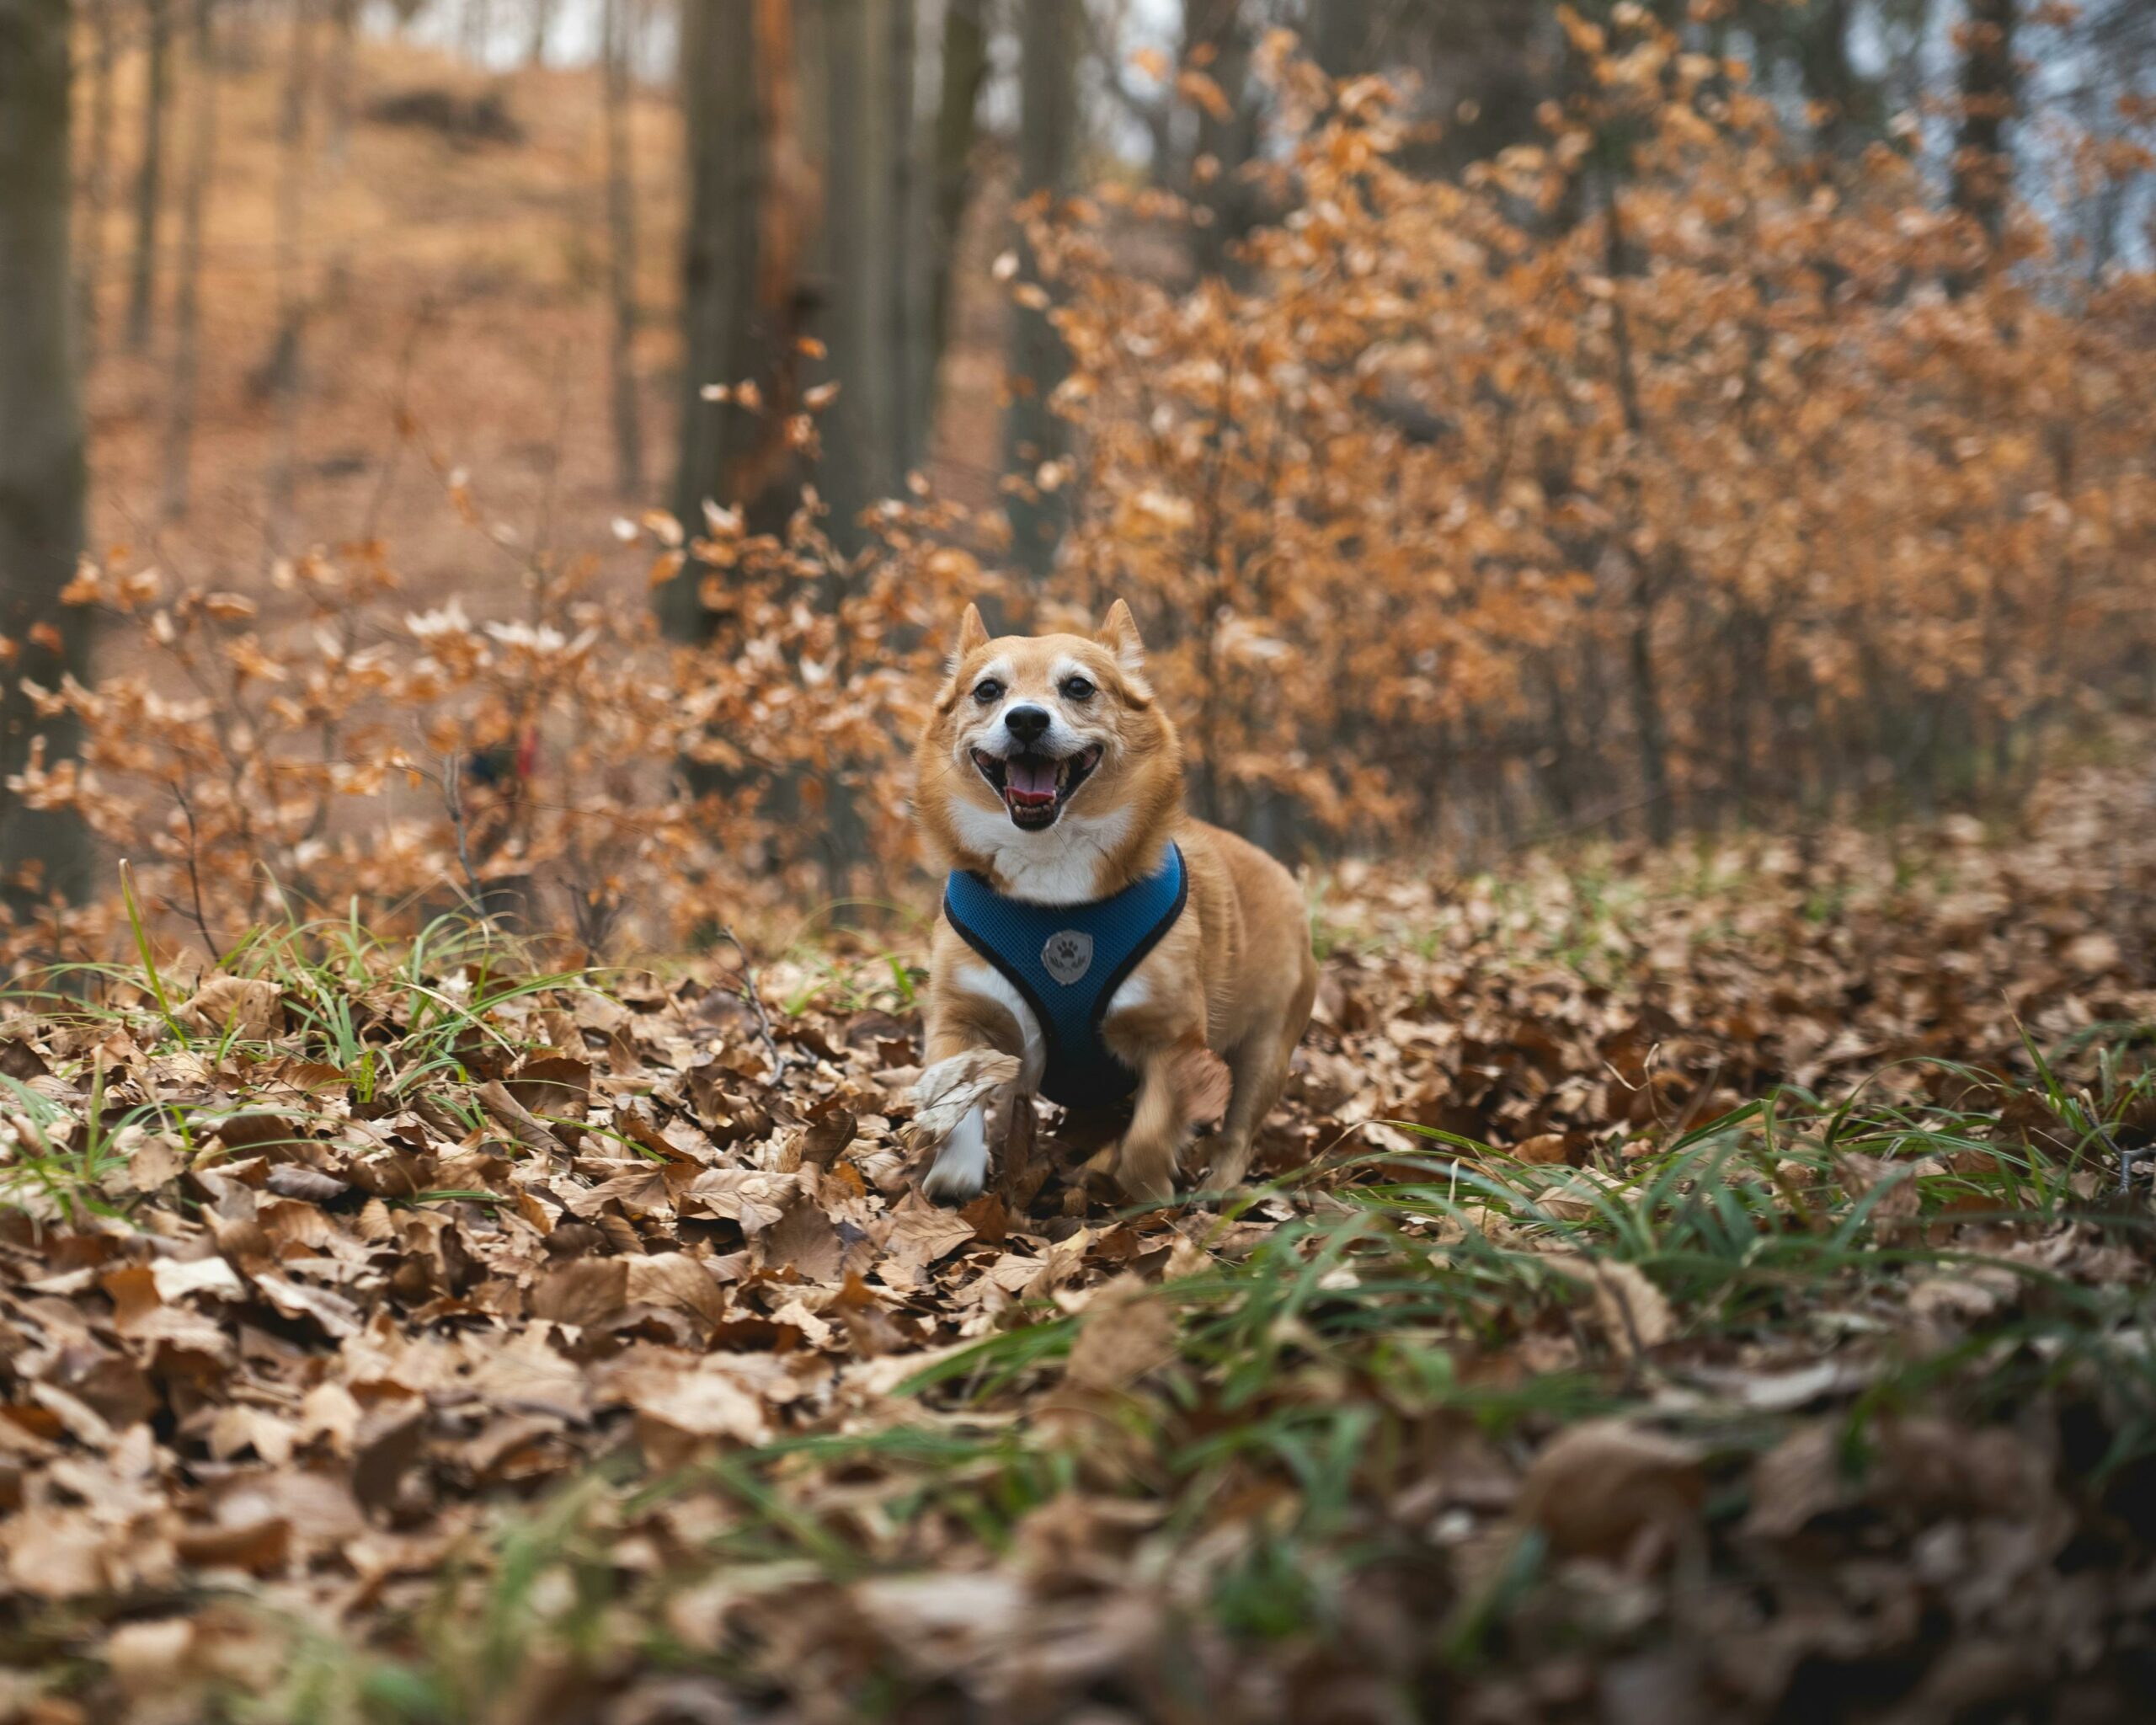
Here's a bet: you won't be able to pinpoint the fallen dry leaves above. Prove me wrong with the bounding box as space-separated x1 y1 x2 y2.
0 761 2151 1722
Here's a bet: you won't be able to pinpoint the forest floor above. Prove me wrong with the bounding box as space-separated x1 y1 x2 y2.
0 751 2153 1722
85 28 1012 617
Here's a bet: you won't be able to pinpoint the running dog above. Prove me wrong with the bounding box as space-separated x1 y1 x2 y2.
913 601 1316 1205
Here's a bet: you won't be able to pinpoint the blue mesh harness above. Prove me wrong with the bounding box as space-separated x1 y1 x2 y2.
942 845 1188 1110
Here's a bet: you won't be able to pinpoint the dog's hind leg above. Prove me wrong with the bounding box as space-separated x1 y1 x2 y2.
1203 967 1316 1194
1202 1033 1289 1194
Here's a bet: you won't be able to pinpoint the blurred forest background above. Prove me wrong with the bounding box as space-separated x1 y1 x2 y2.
0 0 2153 955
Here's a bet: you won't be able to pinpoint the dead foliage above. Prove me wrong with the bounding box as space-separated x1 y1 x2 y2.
0 763 2149 1722
1041 19 2156 843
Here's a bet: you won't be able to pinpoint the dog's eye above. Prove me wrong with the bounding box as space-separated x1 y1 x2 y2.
1060 676 1096 702
972 680 1003 705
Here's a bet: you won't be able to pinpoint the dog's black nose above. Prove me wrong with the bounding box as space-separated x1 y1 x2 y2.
1005 705 1051 745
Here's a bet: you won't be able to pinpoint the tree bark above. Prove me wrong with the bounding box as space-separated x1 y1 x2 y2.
0 0 94 908
1602 174 1675 845
1951 0 2018 251
1312 0 1379 76
76 0 116 368
814 0 897 555
889 0 927 475
163 0 216 519
1625 602 1674 845
1184 0 1260 280
926 0 986 411
126 0 173 353
1789 0 1881 155
666 0 821 637
1004 0 1079 579
669 0 775 636
601 0 643 497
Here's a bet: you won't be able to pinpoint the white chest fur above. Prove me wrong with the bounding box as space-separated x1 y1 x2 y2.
947 800 1135 905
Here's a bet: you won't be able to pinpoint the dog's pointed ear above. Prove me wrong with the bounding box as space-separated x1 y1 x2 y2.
1096 599 1145 675
947 604 990 673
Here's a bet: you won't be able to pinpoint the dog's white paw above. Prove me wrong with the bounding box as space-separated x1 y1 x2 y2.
922 1106 989 1208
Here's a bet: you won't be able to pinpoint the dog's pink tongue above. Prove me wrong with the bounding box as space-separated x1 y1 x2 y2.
1006 758 1059 804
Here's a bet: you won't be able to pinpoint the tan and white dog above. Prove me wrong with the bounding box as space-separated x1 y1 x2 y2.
913 600 1316 1205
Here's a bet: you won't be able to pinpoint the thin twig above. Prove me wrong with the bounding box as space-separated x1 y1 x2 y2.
358 298 436 545
443 752 489 919
562 873 622 962
529 337 575 619
1505 782 1688 853
1666 1055 1727 1146
715 922 788 1083
169 782 224 967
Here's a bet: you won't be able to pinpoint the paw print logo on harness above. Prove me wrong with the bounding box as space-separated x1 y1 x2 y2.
1041 929 1094 985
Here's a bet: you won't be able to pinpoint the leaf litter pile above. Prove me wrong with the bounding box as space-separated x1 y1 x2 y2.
3 767 2155 1722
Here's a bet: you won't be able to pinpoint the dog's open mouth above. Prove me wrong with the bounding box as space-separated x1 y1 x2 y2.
972 745 1104 830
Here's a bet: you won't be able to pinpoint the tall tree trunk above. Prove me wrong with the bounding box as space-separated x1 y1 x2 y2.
889 0 927 474
799 0 894 895
665 0 813 639
667 0 761 636
814 0 896 555
1625 601 1674 844
0 0 93 909
1790 0 1881 156
126 0 173 353
77 0 116 368
526 0 554 64
601 0 643 496
1951 0 2018 255
163 0 216 520
1602 174 1676 845
264 0 317 569
926 0 985 407
1004 0 1078 580
1184 0 1260 280
1312 0 1377 75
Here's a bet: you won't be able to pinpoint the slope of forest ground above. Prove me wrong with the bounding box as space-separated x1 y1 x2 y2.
88 35 666 596
0 753 2153 1723
86 29 1013 611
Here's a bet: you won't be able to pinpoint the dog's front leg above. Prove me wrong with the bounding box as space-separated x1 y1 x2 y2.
923 1097 991 1206
918 964 1038 1207
919 1016 1002 1206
